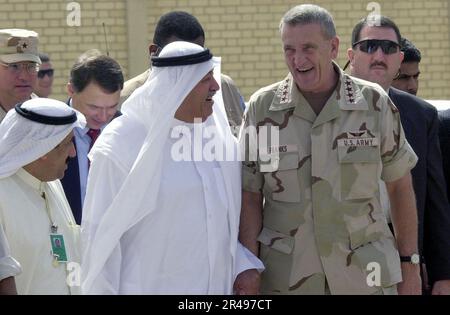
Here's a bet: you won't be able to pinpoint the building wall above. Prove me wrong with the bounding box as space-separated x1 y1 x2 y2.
147 0 450 100
0 0 449 101
0 0 128 101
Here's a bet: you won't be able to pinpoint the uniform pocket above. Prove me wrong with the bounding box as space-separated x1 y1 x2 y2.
260 152 301 203
350 238 402 288
338 145 380 200
345 213 402 288
257 226 295 255
258 227 294 294
345 211 387 250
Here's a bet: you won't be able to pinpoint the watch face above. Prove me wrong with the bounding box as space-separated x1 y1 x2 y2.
411 254 420 264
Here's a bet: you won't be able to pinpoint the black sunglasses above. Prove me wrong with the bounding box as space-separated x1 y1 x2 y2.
353 39 400 55
37 69 54 78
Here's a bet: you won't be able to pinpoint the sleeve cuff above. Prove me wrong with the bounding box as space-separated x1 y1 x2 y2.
0 256 22 281
382 140 418 182
234 242 265 278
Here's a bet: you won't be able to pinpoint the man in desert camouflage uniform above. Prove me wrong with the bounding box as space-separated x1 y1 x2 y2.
239 4 421 295
0 29 40 123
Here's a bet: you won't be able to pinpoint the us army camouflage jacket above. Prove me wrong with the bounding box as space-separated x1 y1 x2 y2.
240 63 418 295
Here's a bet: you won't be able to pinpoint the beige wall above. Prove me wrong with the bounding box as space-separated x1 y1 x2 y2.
0 0 128 101
147 0 450 100
0 0 449 101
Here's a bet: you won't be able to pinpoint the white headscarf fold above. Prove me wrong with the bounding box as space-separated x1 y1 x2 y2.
82 41 241 293
0 98 85 179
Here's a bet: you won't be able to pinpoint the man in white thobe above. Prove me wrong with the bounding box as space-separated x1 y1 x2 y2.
0 98 85 294
82 41 263 295
0 222 21 294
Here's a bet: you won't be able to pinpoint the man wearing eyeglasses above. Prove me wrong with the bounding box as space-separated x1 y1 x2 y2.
0 29 41 123
347 16 450 295
34 53 54 98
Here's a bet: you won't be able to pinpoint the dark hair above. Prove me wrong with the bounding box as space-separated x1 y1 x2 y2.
153 11 205 48
400 37 421 63
351 15 402 45
70 51 124 93
38 52 50 63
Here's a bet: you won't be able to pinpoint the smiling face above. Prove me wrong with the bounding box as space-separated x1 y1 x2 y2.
175 70 220 123
281 23 339 94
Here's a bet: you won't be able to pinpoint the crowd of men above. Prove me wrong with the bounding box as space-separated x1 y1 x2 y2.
1 5 450 295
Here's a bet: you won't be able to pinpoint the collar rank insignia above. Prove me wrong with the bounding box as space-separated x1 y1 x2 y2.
344 77 356 104
277 77 292 104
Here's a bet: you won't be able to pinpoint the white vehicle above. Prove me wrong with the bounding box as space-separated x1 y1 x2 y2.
426 100 450 111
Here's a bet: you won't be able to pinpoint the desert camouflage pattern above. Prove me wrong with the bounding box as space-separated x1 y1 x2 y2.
0 29 38 56
0 106 6 122
240 63 418 295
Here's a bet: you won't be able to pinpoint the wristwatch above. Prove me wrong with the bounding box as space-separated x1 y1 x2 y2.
400 253 421 265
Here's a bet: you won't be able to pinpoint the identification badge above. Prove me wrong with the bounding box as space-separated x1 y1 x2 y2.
50 234 68 263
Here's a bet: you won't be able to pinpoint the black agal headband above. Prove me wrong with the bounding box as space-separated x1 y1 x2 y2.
15 103 77 125
151 49 213 67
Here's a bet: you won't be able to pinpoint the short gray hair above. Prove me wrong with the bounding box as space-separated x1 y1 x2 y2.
280 4 336 39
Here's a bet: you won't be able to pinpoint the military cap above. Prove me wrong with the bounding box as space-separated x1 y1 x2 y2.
0 29 41 64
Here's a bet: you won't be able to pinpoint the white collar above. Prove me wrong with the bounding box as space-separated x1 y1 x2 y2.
15 168 45 192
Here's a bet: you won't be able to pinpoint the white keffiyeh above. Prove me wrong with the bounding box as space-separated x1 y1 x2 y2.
0 98 85 178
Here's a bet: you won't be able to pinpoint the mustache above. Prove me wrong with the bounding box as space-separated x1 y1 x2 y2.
207 91 216 99
370 62 387 69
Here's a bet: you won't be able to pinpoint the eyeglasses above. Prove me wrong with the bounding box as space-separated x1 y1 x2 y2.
38 69 54 78
0 62 40 75
353 39 400 55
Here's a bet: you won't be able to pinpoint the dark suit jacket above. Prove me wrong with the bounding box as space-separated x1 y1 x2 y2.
389 87 450 284
438 109 450 201
61 146 83 224
61 98 122 225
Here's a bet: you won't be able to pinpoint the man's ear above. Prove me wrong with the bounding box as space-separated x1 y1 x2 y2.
67 82 75 97
347 47 355 65
149 43 159 56
330 36 340 59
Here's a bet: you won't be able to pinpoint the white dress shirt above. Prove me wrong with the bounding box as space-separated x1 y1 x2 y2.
73 126 92 209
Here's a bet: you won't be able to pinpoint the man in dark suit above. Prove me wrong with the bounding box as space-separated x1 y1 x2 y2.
347 15 450 294
391 37 421 96
61 50 123 224
438 109 450 208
